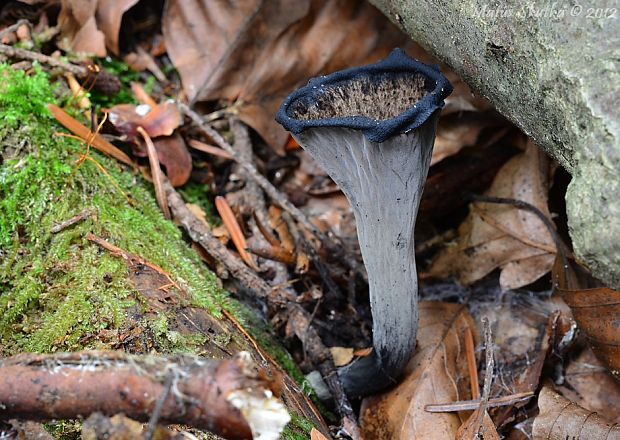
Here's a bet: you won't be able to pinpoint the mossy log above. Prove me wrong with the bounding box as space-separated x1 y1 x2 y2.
0 66 322 438
369 0 620 288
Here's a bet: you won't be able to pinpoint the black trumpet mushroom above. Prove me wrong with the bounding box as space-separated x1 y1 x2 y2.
276 48 452 398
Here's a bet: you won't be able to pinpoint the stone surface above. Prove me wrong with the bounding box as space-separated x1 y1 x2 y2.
369 0 620 287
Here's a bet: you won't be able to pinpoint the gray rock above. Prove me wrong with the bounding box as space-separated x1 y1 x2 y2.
370 0 620 287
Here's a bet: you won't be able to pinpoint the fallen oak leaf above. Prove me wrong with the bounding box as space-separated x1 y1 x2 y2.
58 0 138 56
360 302 475 440
163 0 410 152
561 287 620 382
532 386 620 439
429 140 556 290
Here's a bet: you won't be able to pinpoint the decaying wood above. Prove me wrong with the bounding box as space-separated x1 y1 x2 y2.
163 177 282 301
0 42 88 77
0 351 284 440
163 155 360 436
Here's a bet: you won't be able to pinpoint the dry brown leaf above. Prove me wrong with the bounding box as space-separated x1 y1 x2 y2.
163 0 410 152
532 386 620 439
432 116 496 166
186 203 210 227
561 287 620 381
456 408 500 440
108 101 182 140
58 0 137 56
556 345 620 423
361 302 475 440
330 347 354 368
96 0 139 55
107 99 190 186
310 428 330 440
429 140 556 290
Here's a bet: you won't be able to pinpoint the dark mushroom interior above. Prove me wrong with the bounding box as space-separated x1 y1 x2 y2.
289 73 430 121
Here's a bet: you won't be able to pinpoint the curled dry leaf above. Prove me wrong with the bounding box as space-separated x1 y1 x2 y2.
561 287 620 381
108 101 182 140
429 141 556 290
163 0 410 152
361 302 475 440
330 347 354 368
107 100 190 186
58 0 138 56
456 408 500 440
556 345 620 423
138 127 171 219
532 386 620 440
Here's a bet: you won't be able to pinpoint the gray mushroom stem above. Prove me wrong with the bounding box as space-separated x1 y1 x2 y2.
276 48 452 397
294 119 437 396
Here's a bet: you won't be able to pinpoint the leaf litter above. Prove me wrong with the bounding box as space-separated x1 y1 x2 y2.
1 1 620 439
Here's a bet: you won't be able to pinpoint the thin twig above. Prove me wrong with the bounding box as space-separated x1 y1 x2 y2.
50 209 93 233
0 19 31 40
162 178 284 301
86 233 183 294
144 372 174 440
477 317 494 437
0 43 87 77
424 391 534 413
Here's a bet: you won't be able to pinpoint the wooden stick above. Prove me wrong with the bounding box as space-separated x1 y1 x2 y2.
0 351 281 440
424 391 535 413
0 43 87 77
189 139 234 160
50 209 93 233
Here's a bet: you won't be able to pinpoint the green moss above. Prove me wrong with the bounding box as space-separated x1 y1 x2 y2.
0 65 54 129
0 64 226 354
147 313 207 352
282 413 315 440
0 64 324 436
44 420 81 439
178 181 218 225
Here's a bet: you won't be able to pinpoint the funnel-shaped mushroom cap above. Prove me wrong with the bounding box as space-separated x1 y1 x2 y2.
276 49 452 397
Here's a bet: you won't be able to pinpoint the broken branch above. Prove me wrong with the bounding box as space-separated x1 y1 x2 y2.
0 351 290 440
